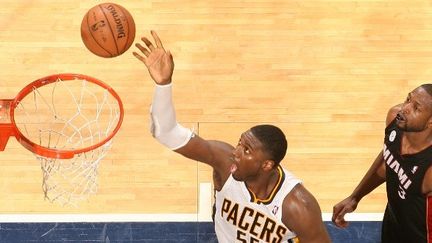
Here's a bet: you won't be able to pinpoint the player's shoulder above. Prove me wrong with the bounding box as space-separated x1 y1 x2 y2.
280 183 323 229
423 165 432 196
386 104 402 126
282 183 319 214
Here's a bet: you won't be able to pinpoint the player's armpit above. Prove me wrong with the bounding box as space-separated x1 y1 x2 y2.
281 184 331 243
422 165 432 195
175 136 234 181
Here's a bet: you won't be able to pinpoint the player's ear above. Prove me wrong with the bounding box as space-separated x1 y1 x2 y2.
427 108 432 127
262 159 276 171
428 116 432 128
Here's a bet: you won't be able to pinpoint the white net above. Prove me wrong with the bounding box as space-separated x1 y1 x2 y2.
13 77 122 206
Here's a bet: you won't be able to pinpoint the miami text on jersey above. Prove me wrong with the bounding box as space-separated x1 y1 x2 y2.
383 144 412 199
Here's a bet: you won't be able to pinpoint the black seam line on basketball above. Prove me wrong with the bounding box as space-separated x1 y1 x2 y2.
116 6 131 53
99 5 120 56
87 7 113 57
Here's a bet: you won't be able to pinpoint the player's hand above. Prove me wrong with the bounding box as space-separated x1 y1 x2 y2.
133 30 174 85
332 196 359 228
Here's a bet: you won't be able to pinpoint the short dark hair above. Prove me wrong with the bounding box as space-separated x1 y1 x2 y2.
420 84 432 97
250 124 287 165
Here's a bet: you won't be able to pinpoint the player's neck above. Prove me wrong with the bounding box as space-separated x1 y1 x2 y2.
245 168 280 201
402 130 432 154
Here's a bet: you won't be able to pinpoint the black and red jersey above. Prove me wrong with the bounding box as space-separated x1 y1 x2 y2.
382 119 432 243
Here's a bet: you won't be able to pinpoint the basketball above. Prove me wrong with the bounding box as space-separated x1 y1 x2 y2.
81 3 136 58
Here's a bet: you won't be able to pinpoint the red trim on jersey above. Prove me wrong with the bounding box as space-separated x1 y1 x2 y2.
428 196 432 243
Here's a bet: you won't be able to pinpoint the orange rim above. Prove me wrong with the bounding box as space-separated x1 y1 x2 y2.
9 73 124 159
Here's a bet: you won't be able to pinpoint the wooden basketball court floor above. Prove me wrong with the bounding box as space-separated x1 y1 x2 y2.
0 0 431 226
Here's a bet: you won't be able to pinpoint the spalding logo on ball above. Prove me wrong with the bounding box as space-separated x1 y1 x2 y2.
81 3 136 58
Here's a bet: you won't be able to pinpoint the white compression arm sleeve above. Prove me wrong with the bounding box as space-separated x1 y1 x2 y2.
150 83 193 150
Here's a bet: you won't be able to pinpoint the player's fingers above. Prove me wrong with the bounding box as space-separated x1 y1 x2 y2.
332 205 342 222
151 30 164 49
335 215 349 228
132 51 147 64
141 36 156 51
135 43 151 57
332 206 350 228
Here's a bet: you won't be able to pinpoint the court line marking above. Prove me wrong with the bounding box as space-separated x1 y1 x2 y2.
0 213 383 222
198 182 213 221
322 213 383 221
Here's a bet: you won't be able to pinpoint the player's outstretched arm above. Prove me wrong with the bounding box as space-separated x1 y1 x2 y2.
282 184 331 243
332 151 385 228
332 105 399 228
133 31 233 181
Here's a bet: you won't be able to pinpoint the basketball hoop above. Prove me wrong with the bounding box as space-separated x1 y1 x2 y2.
0 73 124 206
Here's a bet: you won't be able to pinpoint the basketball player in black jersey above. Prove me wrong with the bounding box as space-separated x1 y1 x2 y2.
332 84 432 243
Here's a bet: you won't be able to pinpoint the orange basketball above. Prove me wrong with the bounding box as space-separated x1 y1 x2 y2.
81 3 136 58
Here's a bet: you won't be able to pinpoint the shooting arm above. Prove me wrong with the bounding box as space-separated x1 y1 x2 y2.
150 83 193 150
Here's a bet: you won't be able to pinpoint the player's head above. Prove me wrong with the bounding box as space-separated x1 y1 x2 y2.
396 84 432 132
231 124 287 181
250 124 288 164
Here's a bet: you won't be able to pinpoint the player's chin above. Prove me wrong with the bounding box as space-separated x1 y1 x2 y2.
232 171 243 181
395 120 407 129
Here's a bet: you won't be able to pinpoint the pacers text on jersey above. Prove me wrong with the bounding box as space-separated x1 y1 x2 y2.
221 198 287 243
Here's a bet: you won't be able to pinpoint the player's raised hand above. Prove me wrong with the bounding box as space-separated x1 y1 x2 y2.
332 196 359 228
133 30 174 85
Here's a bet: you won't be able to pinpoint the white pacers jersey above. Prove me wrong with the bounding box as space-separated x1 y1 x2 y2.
214 166 301 243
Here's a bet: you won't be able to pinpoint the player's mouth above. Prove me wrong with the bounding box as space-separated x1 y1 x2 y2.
396 113 406 123
230 156 239 173
230 163 238 173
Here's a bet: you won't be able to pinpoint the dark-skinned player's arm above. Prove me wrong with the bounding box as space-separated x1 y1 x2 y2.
133 31 232 184
332 104 401 228
282 184 331 243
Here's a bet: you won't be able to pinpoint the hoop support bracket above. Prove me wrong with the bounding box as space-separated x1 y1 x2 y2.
0 99 15 151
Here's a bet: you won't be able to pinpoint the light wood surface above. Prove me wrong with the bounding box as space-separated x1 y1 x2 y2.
1 0 432 215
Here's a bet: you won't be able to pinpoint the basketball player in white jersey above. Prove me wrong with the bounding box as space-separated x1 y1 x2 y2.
133 31 331 243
